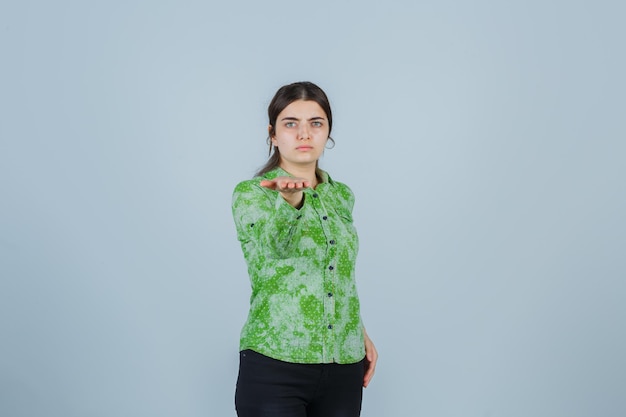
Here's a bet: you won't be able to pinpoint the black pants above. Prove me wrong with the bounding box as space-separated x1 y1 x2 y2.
235 350 365 417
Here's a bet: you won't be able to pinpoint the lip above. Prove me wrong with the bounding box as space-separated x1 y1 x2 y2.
296 146 313 151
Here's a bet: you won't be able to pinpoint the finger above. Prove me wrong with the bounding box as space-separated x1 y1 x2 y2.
279 183 297 193
276 180 290 190
283 181 305 191
363 342 377 387
363 362 375 387
259 179 276 189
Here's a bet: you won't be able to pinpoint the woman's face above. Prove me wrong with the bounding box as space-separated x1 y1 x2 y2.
270 99 329 170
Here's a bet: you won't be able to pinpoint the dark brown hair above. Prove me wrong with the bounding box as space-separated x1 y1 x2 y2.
255 81 334 177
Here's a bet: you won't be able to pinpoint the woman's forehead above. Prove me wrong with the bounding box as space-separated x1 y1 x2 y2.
278 100 327 118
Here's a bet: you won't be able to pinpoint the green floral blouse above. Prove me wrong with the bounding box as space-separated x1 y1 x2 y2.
232 167 365 364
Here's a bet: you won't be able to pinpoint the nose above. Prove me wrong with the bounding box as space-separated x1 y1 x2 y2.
298 124 310 140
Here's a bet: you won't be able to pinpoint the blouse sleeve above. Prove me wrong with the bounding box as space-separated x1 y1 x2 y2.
232 180 305 259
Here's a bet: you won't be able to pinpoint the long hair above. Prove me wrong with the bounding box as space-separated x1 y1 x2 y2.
255 81 334 177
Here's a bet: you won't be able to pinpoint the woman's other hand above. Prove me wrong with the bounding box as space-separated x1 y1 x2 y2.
363 328 378 388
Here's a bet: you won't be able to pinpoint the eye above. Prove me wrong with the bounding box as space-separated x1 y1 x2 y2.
285 121 296 128
311 121 323 127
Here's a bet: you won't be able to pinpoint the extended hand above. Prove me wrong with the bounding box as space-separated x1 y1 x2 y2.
260 176 310 208
260 176 311 192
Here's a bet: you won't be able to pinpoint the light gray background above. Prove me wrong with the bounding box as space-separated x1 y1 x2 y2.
1 1 625 416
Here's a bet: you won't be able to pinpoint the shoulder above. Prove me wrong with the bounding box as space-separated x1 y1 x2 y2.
332 180 354 199
325 172 355 202
323 172 356 213
233 177 263 194
233 168 280 195
232 178 274 210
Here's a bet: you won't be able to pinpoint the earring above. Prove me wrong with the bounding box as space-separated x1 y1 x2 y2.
266 137 274 156
325 136 336 149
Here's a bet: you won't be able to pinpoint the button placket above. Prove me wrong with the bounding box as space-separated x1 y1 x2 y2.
315 189 338 360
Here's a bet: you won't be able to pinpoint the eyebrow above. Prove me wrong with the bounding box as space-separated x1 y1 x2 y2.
280 116 326 122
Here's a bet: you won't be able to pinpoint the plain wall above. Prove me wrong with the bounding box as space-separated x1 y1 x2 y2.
1 1 625 416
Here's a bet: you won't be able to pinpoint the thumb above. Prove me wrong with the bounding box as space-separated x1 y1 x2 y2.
260 179 276 189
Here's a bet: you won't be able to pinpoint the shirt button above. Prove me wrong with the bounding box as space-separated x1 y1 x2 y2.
329 239 335 245
313 193 319 198
328 265 334 271
322 215 328 220
327 292 333 297
327 324 333 329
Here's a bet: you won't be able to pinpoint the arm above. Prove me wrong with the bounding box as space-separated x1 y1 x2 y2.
232 179 306 258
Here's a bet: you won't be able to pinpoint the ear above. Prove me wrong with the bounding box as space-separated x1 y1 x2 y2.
268 125 277 145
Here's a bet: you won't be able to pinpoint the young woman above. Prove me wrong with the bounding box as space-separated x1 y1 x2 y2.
232 81 377 417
